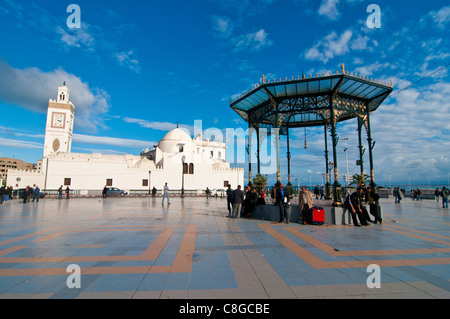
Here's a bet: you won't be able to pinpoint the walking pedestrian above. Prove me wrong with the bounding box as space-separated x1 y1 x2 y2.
58 186 63 199
441 187 449 209
65 186 70 199
162 183 170 205
102 186 108 199
32 186 40 202
434 188 441 203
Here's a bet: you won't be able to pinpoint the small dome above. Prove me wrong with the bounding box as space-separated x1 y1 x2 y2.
158 128 192 153
161 128 192 142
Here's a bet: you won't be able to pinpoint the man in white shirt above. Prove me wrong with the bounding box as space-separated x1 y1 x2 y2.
162 183 170 205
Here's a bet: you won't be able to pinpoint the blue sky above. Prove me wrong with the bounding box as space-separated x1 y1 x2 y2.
0 0 449 187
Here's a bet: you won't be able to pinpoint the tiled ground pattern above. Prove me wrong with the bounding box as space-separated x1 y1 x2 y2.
0 196 448 299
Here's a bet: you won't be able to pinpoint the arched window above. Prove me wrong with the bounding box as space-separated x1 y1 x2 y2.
183 163 188 175
189 163 194 175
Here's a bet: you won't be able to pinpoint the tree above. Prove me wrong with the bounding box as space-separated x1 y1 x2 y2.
350 174 370 187
253 174 267 193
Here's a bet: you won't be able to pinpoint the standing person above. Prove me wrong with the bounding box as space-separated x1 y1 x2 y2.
393 188 399 204
152 187 157 198
226 184 233 217
32 186 40 202
231 185 244 219
58 186 63 199
298 186 314 225
102 186 108 199
441 187 449 209
65 186 70 199
276 183 291 223
434 188 441 203
23 186 29 203
319 186 324 200
162 183 170 205
417 188 423 201
248 188 259 218
314 186 320 200
367 187 382 224
243 186 252 217
205 187 210 199
0 185 5 204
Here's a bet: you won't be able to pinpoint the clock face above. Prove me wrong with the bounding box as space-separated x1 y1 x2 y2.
52 113 65 128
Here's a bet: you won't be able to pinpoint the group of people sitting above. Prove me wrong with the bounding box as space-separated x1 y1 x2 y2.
344 186 382 227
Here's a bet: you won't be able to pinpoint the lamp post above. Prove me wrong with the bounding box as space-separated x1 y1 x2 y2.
342 138 349 188
181 156 186 198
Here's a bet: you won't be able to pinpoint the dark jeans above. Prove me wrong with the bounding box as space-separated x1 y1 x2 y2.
227 198 233 216
302 205 311 224
369 204 382 223
279 204 289 222
345 204 365 226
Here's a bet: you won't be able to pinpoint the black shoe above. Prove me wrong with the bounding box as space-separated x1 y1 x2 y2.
354 224 361 227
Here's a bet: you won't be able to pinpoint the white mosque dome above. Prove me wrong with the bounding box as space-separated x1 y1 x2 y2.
158 128 192 153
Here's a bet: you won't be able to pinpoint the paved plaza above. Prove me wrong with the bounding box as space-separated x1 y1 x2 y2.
0 195 449 300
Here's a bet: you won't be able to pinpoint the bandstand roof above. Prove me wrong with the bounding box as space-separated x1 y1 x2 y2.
230 65 394 129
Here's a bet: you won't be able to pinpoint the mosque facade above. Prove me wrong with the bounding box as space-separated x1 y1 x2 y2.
6 85 244 194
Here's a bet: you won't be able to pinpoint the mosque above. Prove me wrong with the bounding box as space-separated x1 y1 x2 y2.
6 84 244 194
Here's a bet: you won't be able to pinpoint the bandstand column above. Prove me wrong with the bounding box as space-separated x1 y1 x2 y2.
286 125 291 184
358 117 365 178
330 97 342 206
275 114 281 183
248 124 253 184
256 127 261 176
324 124 332 200
365 104 376 187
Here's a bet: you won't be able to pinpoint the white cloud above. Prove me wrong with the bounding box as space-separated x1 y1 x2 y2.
212 15 234 38
232 29 274 53
431 6 450 28
113 51 141 74
0 60 110 133
0 137 43 150
123 118 194 134
73 134 155 149
354 62 389 76
304 30 352 63
56 23 96 52
318 0 340 20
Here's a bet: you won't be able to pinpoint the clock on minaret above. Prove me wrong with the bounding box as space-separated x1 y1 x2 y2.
52 113 66 129
43 83 75 158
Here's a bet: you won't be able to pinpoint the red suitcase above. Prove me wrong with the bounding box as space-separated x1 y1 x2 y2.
311 207 325 225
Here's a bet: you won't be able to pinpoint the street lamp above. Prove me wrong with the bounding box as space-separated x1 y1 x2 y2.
342 138 349 187
181 156 186 198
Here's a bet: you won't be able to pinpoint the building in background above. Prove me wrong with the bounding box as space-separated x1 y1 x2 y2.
6 85 244 193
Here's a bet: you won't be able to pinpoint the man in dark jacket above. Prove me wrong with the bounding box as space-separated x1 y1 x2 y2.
344 188 369 227
276 183 291 223
231 185 244 219
226 184 233 217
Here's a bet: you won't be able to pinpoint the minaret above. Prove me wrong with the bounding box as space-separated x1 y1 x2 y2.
43 83 75 158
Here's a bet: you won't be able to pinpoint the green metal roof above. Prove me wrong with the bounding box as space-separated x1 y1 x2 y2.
230 68 393 128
